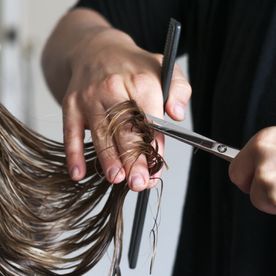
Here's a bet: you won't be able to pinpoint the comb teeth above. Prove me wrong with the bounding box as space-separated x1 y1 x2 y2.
161 18 181 104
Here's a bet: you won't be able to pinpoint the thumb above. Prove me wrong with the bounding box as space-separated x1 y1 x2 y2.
164 64 191 121
228 143 255 194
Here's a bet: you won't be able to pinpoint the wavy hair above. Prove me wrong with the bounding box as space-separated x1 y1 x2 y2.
0 100 164 275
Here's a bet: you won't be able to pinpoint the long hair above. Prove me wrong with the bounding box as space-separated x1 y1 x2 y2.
0 100 164 275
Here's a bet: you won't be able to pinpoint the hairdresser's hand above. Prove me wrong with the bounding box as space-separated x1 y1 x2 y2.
62 28 191 191
229 127 276 214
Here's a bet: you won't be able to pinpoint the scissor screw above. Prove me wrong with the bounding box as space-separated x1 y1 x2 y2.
217 144 227 153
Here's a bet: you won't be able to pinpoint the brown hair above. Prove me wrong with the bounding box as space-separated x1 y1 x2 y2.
0 100 164 275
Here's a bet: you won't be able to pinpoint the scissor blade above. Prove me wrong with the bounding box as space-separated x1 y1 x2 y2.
146 114 239 161
146 114 215 147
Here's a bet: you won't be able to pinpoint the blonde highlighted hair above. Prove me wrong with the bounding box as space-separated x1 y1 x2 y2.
0 100 164 275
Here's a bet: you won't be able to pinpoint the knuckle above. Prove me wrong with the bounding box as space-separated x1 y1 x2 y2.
174 78 191 92
171 79 192 103
154 53 163 63
63 135 82 158
251 129 274 152
92 125 109 147
62 91 77 109
63 126 76 139
63 129 81 149
133 73 158 94
64 139 77 156
254 167 272 188
63 123 83 142
252 135 266 152
254 169 276 205
102 74 122 94
250 174 276 213
65 147 78 159
172 66 191 95
80 85 95 103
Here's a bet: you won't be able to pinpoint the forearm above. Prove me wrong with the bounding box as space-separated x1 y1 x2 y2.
42 8 122 103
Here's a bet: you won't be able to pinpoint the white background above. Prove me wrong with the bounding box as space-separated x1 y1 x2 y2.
0 1 192 275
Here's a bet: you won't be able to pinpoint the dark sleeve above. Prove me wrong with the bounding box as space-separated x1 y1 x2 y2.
73 0 188 55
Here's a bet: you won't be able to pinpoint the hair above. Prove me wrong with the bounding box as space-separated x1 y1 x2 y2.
0 100 165 275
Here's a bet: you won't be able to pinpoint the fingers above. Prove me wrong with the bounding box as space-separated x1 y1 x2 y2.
63 92 86 181
228 148 254 194
89 104 126 184
84 76 127 184
63 52 168 188
229 127 276 214
250 169 276 214
119 72 164 190
112 121 165 191
82 73 164 190
165 64 192 121
63 74 165 191
118 140 149 192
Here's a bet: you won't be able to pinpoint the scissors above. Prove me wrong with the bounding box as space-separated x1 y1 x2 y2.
128 114 240 269
146 114 239 162
128 18 181 269
128 18 239 270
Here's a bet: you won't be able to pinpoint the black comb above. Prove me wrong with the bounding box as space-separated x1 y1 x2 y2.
128 18 181 270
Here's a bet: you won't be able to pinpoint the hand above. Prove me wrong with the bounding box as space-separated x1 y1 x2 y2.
229 127 276 214
62 28 191 191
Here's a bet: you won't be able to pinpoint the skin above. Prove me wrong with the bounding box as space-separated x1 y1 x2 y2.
229 127 276 215
42 8 276 214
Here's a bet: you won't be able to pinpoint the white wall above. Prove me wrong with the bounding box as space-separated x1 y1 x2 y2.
21 0 75 139
1 1 192 275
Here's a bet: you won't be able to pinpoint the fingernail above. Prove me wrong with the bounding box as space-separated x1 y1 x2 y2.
174 103 185 119
71 166 80 180
108 167 125 183
130 174 145 188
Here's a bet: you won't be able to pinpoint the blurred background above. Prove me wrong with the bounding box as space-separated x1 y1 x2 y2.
0 1 192 275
